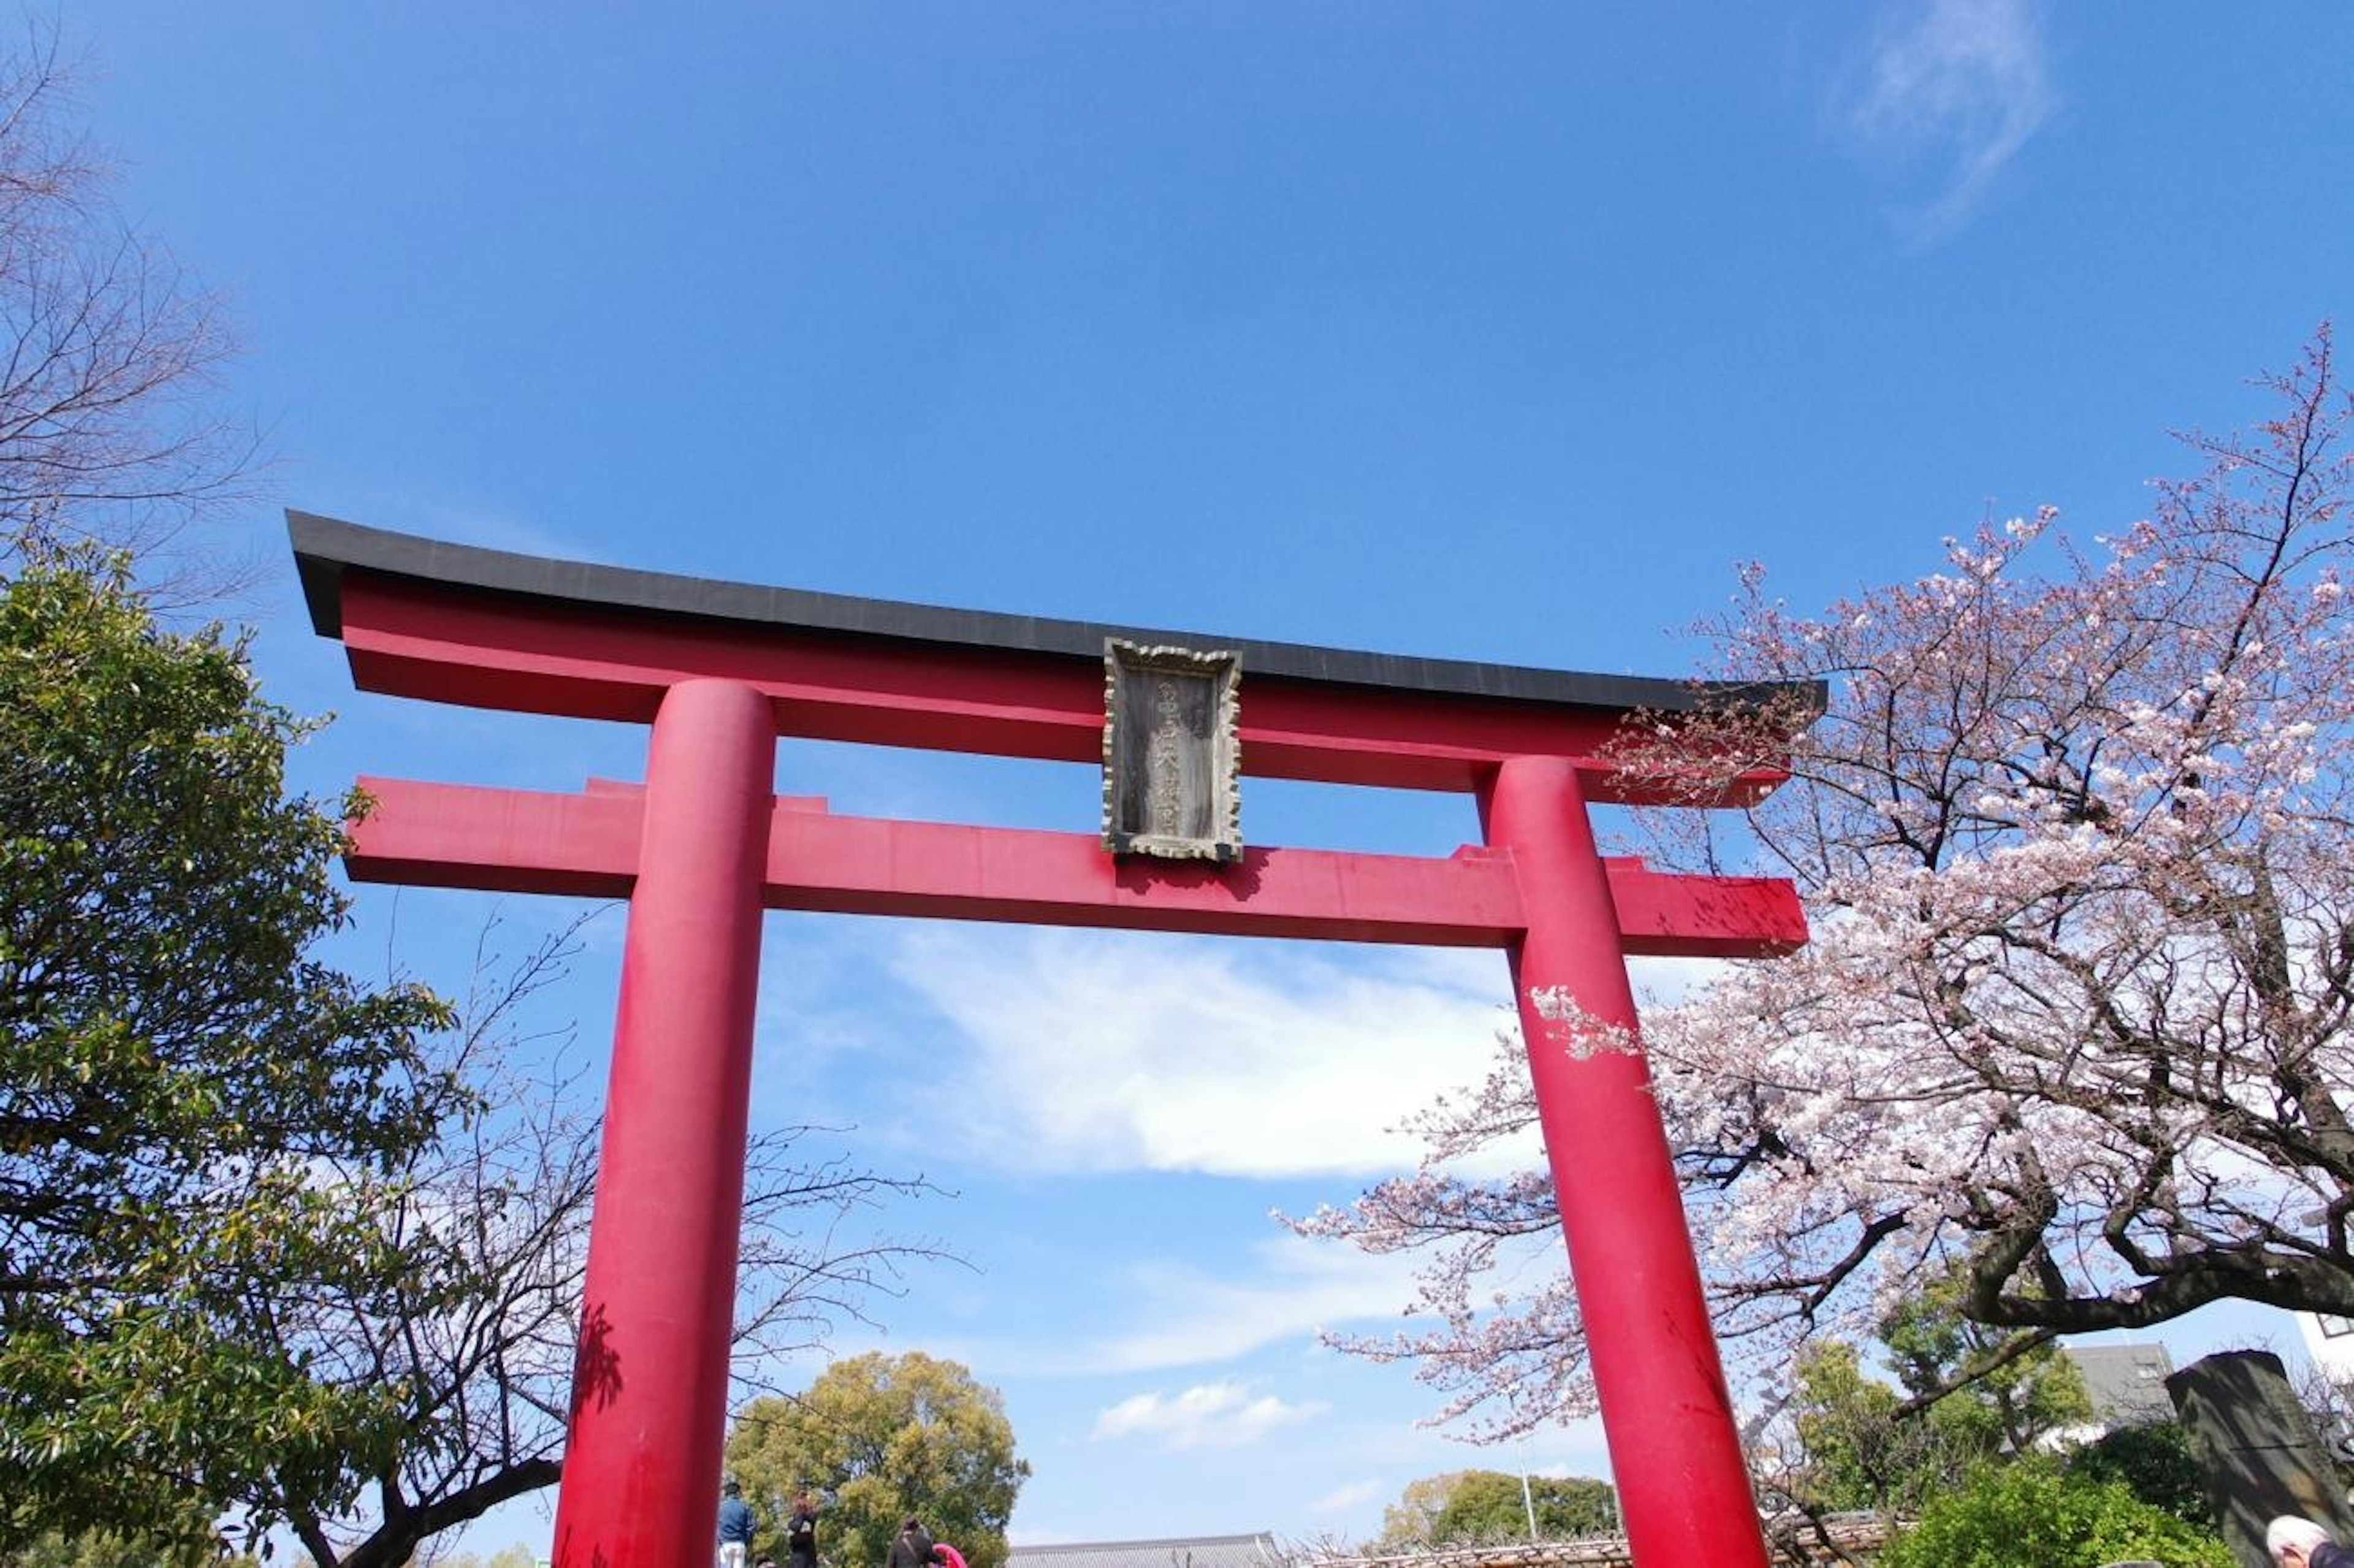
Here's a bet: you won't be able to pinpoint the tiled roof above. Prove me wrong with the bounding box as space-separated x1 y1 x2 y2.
1311 1516 1893 1568
1009 1534 1281 1568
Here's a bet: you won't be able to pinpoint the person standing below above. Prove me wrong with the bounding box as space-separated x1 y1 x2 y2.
785 1492 821 1568
887 1517 936 1568
2269 1517 2354 1568
717 1479 757 1568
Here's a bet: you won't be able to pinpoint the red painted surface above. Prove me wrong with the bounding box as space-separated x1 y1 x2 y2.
345 775 1806 957
333 573 1785 804
550 681 775 1568
1481 756 1769 1568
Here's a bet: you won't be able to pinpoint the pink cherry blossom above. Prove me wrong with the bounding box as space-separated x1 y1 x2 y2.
1288 328 2354 1438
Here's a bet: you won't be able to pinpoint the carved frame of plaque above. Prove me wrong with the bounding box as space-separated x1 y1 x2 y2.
1101 639 1243 862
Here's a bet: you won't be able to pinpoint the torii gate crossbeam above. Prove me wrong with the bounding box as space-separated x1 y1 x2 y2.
290 512 1819 1568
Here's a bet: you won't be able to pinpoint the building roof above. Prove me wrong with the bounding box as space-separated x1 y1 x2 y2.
2064 1343 2177 1428
1008 1534 1282 1568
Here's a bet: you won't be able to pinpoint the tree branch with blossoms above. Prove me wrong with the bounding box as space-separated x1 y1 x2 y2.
1289 328 2354 1437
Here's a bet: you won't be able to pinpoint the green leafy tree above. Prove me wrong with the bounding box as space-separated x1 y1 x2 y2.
0 547 465 1553
1877 1273 2092 1451
2063 1421 2214 1529
1780 1277 2092 1515
1879 1459 2230 1568
1371 1469 1616 1549
1369 1472 1457 1550
1786 1341 1986 1513
1432 1472 1616 1544
725 1353 1029 1568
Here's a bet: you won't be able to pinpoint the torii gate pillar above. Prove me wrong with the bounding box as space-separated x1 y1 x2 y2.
554 680 775 1568
1486 755 1756 1568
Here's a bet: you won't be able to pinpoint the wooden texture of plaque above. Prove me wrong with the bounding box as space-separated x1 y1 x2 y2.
1101 639 1241 861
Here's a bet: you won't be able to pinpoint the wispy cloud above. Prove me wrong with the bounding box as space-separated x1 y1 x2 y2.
1091 1380 1327 1449
309 481 625 564
926 1232 1439 1380
1839 0 2057 243
888 928 1532 1180
1068 1237 1436 1375
1309 1480 1384 1515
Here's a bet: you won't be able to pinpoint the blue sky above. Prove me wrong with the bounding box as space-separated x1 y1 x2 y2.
69 0 2354 1554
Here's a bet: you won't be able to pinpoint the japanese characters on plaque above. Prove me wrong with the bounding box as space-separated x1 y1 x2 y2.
1100 638 1241 862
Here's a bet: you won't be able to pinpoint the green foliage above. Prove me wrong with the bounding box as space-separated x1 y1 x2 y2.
1371 1472 1455 1550
1783 1277 2093 1514
1878 1459 2231 1568
0 547 464 1552
725 1353 1029 1568
2064 1421 2215 1528
1425 1471 1615 1545
0 1529 267 1568
1877 1274 2093 1450
1371 1469 1617 1548
1788 1341 1987 1513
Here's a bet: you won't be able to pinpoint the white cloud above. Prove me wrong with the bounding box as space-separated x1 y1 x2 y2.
1091 1380 1327 1449
889 927 1523 1179
325 482 623 565
1627 953 1728 1010
1308 1480 1384 1515
1078 1236 1434 1374
1838 0 2057 242
966 1232 1436 1379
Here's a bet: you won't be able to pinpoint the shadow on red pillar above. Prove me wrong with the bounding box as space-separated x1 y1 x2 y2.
553 679 775 1568
1481 755 1768 1568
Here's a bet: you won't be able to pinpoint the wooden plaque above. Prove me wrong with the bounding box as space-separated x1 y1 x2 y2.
1101 639 1241 861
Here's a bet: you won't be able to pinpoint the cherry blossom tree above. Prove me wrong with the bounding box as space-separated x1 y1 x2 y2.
1291 330 2354 1436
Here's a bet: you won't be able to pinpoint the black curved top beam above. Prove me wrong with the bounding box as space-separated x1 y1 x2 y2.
289 509 1823 719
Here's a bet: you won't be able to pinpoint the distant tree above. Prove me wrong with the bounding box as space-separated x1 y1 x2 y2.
1293 333 2354 1433
1878 1460 2229 1568
1369 1469 1616 1550
0 25 254 597
1369 1472 1458 1551
726 1353 1029 1568
0 547 460 1552
1432 1472 1615 1544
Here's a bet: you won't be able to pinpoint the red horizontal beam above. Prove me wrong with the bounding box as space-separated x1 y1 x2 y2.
335 576 1784 806
347 777 1805 957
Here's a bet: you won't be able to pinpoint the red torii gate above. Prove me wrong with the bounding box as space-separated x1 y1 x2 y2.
289 512 1813 1568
